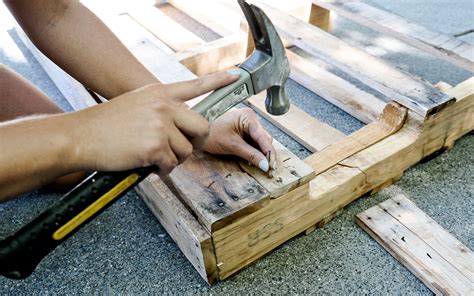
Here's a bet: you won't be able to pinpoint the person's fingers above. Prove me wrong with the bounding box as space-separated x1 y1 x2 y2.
240 108 277 169
153 144 179 175
165 70 241 103
228 137 269 172
168 126 194 164
173 107 210 150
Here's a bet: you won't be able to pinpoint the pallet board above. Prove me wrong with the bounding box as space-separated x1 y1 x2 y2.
16 0 474 285
313 0 474 72
254 2 454 117
356 195 474 295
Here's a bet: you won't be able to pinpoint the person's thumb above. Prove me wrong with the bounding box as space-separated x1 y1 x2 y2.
231 140 270 173
165 70 241 104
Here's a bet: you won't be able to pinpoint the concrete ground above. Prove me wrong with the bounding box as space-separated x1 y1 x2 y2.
1 0 472 294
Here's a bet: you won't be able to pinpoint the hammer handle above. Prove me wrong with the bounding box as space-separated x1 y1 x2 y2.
0 167 155 279
192 68 254 122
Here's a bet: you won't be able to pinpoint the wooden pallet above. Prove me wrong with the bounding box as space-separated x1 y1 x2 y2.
16 0 473 284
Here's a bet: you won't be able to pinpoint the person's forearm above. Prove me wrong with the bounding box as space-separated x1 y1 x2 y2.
0 114 78 201
5 0 159 99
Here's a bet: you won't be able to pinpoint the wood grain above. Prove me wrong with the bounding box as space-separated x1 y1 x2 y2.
239 140 315 197
383 195 473 281
168 0 237 36
356 195 473 295
314 0 474 71
167 152 269 232
255 1 454 117
305 102 407 175
245 92 346 152
136 176 218 284
175 33 247 76
309 3 332 31
126 6 205 51
288 50 386 124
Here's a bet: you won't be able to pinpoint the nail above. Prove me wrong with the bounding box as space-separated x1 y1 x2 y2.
227 69 241 77
258 159 269 172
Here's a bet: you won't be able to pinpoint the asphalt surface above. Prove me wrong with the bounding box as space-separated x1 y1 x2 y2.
1 1 473 294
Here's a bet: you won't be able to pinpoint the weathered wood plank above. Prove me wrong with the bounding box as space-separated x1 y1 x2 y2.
126 6 205 51
168 0 237 36
288 50 385 123
305 102 407 175
256 1 454 117
314 0 474 71
106 14 195 83
309 3 332 31
245 92 346 152
175 33 247 76
239 140 315 198
356 197 473 295
167 152 270 232
136 176 218 284
382 195 474 281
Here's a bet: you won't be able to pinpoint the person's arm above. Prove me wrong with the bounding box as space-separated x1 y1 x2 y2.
0 113 78 201
0 72 238 202
4 0 158 99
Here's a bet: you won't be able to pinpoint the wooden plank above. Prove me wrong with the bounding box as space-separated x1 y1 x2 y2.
104 14 195 83
168 0 237 36
175 33 247 76
239 140 315 198
135 175 218 284
81 0 175 55
309 3 332 31
255 1 454 117
305 102 407 175
167 152 270 232
14 26 97 110
288 50 385 123
314 0 474 72
245 92 346 152
212 79 473 280
356 197 473 295
434 81 453 93
126 6 205 51
382 195 474 281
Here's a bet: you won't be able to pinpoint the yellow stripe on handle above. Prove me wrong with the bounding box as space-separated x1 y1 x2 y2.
52 173 139 240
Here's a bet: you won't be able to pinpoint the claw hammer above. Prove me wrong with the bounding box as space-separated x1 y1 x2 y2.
0 0 290 279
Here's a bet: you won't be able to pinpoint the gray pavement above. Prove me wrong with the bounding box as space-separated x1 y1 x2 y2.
1 1 473 294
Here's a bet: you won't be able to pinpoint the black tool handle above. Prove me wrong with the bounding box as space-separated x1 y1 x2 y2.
0 166 156 279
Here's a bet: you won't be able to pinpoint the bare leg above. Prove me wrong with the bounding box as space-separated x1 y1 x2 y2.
0 64 85 191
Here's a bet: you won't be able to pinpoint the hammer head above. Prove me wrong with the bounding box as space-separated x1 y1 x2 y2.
238 0 290 115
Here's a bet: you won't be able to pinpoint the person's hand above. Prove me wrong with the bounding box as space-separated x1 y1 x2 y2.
69 71 239 175
204 108 276 172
